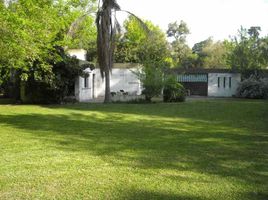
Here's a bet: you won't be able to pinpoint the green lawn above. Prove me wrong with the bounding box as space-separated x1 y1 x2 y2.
0 100 267 200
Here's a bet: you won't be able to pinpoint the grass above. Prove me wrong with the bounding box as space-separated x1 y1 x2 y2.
0 99 267 200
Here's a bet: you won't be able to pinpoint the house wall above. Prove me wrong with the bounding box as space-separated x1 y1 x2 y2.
93 67 142 98
76 73 93 102
67 49 87 60
67 49 93 102
74 66 141 102
208 73 241 97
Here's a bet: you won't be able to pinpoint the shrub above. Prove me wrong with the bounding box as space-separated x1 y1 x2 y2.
236 76 268 99
140 67 164 102
163 77 186 102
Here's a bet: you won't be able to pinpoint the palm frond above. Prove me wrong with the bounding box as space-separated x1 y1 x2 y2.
67 10 96 38
120 10 150 35
113 13 121 35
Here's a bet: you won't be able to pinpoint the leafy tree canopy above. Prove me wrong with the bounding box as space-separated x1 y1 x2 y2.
227 26 268 71
0 0 97 84
166 20 191 67
115 16 171 66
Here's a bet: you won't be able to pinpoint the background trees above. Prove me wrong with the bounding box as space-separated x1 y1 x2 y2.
166 20 191 67
227 26 268 71
0 0 97 101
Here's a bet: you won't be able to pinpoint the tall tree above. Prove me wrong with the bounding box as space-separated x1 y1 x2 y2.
96 0 120 103
96 0 145 103
228 26 268 71
0 0 97 98
114 16 170 64
167 20 191 67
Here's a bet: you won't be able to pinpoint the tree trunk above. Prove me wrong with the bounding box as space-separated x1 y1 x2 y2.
104 69 111 103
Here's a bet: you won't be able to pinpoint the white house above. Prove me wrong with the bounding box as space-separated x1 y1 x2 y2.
68 49 142 102
68 49 242 102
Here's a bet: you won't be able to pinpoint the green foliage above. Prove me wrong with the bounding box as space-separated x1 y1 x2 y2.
115 16 171 64
167 20 190 42
19 48 83 104
0 0 96 86
140 67 164 102
115 17 171 102
190 38 230 68
202 41 231 68
163 76 186 102
138 29 171 102
236 76 268 99
167 20 191 67
227 26 268 71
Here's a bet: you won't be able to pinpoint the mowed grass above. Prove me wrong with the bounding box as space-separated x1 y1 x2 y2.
0 100 267 200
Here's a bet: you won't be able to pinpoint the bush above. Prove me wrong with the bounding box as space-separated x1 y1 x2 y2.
139 67 164 102
236 76 268 99
163 77 186 102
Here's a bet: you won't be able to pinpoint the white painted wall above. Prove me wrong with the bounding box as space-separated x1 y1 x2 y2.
67 49 142 102
208 73 241 97
67 49 94 102
67 49 87 61
93 67 142 98
74 66 141 102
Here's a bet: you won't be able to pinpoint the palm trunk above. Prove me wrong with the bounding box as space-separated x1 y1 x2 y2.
104 69 111 103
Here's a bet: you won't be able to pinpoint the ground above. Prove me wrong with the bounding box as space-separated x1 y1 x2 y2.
0 99 267 200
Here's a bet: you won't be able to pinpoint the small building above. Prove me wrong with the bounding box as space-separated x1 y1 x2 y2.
68 49 142 102
172 68 241 97
68 49 243 101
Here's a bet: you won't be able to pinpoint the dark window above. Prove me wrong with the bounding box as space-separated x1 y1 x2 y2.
84 74 89 88
218 77 220 88
223 77 226 88
229 77 232 88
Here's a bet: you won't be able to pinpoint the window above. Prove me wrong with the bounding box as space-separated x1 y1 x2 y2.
223 77 226 88
84 74 89 88
229 77 232 88
218 77 220 88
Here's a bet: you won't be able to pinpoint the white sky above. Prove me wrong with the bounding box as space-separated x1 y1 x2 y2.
116 0 268 47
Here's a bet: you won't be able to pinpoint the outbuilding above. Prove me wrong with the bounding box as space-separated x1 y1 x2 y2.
172 68 241 97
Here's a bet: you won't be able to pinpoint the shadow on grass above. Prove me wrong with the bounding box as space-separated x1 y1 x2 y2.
119 189 202 200
44 100 268 132
1 100 268 199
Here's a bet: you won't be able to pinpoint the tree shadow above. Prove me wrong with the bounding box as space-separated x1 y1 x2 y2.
119 189 203 200
0 106 267 191
43 100 268 133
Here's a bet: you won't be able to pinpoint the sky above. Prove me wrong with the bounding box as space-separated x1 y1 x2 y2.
116 0 268 47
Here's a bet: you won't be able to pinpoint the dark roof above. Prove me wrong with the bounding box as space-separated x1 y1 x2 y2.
95 63 140 69
168 68 240 74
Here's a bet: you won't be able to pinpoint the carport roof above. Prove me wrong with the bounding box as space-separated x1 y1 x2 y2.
168 68 240 74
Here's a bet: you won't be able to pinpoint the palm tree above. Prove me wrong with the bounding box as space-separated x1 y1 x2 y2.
96 0 147 103
96 0 120 103
68 0 146 103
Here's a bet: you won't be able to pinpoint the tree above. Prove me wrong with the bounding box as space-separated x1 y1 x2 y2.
0 0 97 99
114 16 147 63
200 40 230 68
167 20 191 67
167 20 190 42
227 26 268 71
190 38 231 68
114 16 171 64
96 0 146 103
137 27 171 102
113 16 172 101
